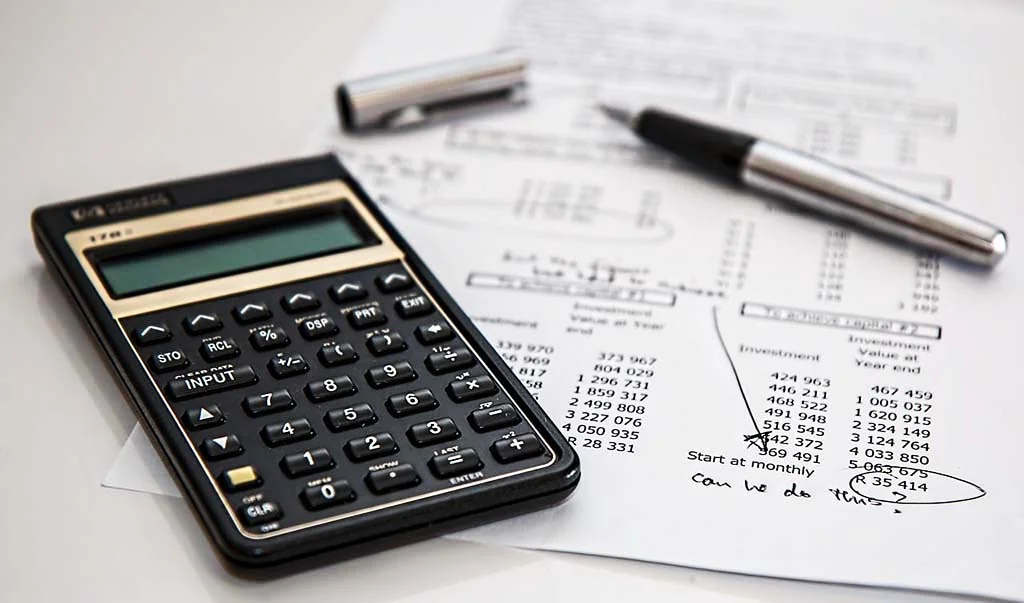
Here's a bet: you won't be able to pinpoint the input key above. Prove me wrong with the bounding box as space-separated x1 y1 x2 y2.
166 365 257 401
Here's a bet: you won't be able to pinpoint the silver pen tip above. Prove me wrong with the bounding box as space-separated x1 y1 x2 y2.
596 101 638 128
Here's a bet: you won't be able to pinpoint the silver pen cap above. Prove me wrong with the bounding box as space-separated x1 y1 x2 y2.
336 48 529 132
741 141 1007 267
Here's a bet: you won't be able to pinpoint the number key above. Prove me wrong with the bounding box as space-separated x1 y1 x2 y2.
281 447 334 478
325 403 377 432
345 432 398 461
386 388 438 417
261 418 314 447
366 361 416 389
305 375 357 402
407 418 460 447
301 481 355 510
243 389 295 416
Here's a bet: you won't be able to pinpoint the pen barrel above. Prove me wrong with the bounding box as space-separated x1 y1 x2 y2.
740 141 1007 267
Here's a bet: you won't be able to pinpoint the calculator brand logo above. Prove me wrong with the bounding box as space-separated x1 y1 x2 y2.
69 191 173 223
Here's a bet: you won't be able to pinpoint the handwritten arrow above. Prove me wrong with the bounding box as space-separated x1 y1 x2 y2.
712 306 770 454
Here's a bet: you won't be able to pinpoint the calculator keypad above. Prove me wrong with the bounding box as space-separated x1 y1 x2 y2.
120 261 553 535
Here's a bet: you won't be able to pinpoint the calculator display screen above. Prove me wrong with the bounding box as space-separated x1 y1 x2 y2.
95 209 373 298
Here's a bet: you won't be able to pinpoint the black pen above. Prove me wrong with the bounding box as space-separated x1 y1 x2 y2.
598 102 1006 267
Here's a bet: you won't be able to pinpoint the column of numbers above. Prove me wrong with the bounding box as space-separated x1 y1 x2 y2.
562 352 655 454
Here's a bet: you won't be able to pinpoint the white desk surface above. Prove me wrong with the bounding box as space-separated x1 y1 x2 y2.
0 2 972 602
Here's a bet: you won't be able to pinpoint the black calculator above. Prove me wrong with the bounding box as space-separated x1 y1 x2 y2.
32 155 579 566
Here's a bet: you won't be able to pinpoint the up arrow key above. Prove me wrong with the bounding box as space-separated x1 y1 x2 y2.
377 272 412 293
282 291 320 313
233 302 271 324
183 312 222 335
133 323 171 345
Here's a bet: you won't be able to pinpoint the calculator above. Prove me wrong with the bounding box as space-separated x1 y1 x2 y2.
32 155 579 566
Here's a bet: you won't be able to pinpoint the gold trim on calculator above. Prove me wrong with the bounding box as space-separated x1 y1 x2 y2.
64 179 557 540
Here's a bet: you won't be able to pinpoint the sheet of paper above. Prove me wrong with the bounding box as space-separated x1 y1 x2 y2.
105 0 1024 600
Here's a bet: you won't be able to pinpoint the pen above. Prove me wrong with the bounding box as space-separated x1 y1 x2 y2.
598 102 1007 267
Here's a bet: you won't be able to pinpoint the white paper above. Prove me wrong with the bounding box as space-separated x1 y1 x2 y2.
105 0 1024 600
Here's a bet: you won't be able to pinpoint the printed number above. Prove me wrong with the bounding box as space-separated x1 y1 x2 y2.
366 435 380 450
302 451 315 465
324 379 338 392
320 484 336 499
382 335 393 346
281 422 295 435
384 364 398 378
427 421 442 435
405 392 419 406
343 407 358 420
260 392 273 407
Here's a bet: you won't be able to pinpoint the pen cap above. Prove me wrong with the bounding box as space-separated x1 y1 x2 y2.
336 48 529 132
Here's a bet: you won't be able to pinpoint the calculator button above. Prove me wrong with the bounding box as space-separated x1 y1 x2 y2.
425 346 476 374
268 353 309 379
243 389 295 416
183 312 222 335
132 323 171 346
166 365 257 401
329 282 368 303
367 332 407 356
261 418 315 447
281 447 334 478
345 432 398 461
233 302 271 324
366 464 420 494
407 418 460 447
469 404 522 432
445 374 497 402
250 327 290 351
200 434 243 460
395 295 433 319
183 405 224 430
429 448 483 479
347 305 387 329
282 292 320 313
298 316 339 340
491 434 543 463
325 403 377 432
238 501 282 527
301 481 355 510
200 337 240 362
386 388 438 417
221 465 261 491
318 342 358 366
415 321 454 344
376 272 413 293
148 348 190 373
305 375 357 402
366 361 417 389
